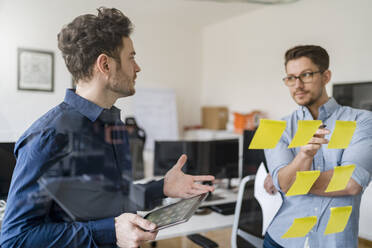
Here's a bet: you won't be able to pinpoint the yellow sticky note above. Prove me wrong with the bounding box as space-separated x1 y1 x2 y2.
286 171 320 196
248 119 286 149
288 120 322 148
325 164 356 192
324 206 352 235
282 216 317 238
328 121 356 149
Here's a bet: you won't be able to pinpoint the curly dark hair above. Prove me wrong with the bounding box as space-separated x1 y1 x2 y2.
58 7 133 82
284 45 329 72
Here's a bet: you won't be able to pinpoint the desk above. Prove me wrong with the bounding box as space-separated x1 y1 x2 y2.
156 188 237 241
0 190 237 242
157 210 234 240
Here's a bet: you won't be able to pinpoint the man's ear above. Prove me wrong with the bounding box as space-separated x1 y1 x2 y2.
96 54 110 75
322 69 331 86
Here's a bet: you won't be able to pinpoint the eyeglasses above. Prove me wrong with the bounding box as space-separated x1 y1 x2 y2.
282 71 323 87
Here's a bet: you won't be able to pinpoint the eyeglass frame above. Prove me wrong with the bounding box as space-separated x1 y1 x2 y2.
282 70 324 87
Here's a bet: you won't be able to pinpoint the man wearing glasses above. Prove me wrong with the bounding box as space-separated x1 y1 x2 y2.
263 45 372 248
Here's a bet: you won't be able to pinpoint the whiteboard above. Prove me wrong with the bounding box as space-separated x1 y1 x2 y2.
132 88 179 151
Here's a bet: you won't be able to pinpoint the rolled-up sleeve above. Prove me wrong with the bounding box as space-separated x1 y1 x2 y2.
341 114 372 190
264 130 295 192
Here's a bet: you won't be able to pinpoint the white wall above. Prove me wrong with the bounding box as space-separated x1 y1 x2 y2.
201 0 372 240
0 0 204 141
201 0 372 119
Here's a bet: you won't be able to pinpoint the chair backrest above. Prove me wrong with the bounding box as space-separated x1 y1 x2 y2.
125 117 146 180
128 138 145 180
231 175 264 248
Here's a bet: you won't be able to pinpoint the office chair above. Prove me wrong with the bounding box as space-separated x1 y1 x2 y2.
125 117 146 180
231 175 264 248
187 175 264 248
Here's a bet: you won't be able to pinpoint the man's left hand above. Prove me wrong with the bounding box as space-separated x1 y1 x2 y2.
264 174 277 195
164 154 215 198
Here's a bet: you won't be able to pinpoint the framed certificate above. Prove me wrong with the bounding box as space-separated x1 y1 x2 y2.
17 48 54 92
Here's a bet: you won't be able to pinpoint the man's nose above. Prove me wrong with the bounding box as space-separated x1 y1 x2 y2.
294 78 304 88
135 61 141 73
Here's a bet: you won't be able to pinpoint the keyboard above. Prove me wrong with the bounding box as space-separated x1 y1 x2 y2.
208 202 236 215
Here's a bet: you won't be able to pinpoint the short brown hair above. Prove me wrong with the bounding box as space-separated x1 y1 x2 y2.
284 45 329 72
58 7 133 82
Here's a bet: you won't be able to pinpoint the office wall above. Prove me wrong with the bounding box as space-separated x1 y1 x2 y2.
0 0 203 141
201 0 372 240
201 0 372 119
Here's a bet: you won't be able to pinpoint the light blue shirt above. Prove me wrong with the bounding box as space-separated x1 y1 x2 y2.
265 98 372 248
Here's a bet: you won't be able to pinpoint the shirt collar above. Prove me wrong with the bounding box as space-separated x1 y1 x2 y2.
99 106 122 124
320 97 339 118
63 89 105 122
297 97 340 120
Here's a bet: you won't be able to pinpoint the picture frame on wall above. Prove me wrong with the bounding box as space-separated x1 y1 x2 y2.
17 48 54 92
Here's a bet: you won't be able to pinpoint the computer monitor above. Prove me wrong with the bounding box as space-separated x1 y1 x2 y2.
242 130 267 176
181 141 210 176
154 140 207 176
0 142 16 198
209 139 239 179
333 82 372 111
154 141 186 176
153 139 239 179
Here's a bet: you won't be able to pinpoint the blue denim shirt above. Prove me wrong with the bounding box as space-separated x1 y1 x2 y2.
0 89 164 247
265 98 372 248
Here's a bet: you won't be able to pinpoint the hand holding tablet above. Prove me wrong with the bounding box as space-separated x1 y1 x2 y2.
144 192 208 231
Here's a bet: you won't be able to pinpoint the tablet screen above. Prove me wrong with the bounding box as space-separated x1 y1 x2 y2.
144 193 208 231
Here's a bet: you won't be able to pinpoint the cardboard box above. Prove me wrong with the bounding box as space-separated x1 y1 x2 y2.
202 107 228 130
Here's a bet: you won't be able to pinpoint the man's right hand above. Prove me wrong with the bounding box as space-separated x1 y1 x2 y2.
278 126 331 192
299 127 330 157
115 213 157 248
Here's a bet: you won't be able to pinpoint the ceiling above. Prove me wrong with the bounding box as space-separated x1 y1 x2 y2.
0 0 299 28
109 0 266 27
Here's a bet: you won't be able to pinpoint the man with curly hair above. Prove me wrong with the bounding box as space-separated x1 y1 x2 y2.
0 7 214 248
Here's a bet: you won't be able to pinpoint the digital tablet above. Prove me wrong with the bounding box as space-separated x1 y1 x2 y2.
144 192 208 231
